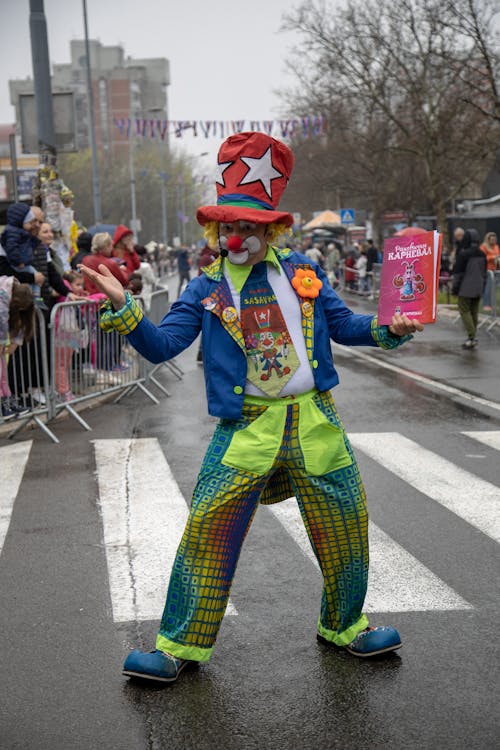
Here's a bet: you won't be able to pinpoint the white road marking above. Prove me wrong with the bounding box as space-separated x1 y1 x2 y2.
335 344 500 413
267 499 471 611
0 441 33 557
350 433 500 544
93 438 237 622
462 430 500 453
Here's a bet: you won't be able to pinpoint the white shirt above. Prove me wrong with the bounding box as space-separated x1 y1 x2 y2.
224 263 315 397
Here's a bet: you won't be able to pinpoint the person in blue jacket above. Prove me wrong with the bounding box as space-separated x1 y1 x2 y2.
80 132 423 684
0 203 41 297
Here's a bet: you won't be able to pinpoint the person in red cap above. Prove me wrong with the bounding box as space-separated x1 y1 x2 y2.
80 131 423 684
112 224 141 278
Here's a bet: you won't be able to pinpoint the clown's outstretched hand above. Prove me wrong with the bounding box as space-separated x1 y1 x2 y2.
79 264 126 310
388 312 424 336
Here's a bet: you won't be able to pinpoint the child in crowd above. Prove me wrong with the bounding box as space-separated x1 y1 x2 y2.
128 273 144 297
0 203 41 298
54 270 88 401
0 277 34 419
355 248 369 293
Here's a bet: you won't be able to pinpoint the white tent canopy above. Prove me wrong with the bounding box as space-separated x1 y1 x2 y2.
302 210 341 230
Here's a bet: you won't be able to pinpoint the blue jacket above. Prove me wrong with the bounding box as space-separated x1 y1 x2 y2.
126 249 407 419
0 203 37 267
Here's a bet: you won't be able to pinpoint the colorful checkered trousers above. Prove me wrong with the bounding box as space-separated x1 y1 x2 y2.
156 389 369 662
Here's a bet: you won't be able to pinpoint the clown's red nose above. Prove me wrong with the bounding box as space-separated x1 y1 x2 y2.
226 235 243 251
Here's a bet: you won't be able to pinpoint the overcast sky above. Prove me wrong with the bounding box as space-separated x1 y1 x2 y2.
0 0 305 163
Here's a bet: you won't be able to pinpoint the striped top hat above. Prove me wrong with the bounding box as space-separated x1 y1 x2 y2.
196 132 294 227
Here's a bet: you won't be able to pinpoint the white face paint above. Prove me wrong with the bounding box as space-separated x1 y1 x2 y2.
218 221 268 266
219 234 262 265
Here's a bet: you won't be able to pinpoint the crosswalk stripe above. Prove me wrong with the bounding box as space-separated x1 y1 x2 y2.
462 430 500 452
350 433 500 544
0 441 33 558
93 438 238 622
266 500 471 611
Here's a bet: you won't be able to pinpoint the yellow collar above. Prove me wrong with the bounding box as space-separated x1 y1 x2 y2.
224 246 282 293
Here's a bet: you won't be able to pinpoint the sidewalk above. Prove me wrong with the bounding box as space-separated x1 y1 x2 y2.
344 292 500 407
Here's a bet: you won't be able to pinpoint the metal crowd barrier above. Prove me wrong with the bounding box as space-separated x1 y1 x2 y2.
478 269 499 332
1 306 54 441
140 288 184 397
336 261 382 299
1 287 184 443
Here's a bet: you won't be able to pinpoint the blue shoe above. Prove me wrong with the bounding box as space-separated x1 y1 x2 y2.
317 626 402 658
345 626 402 657
123 649 194 683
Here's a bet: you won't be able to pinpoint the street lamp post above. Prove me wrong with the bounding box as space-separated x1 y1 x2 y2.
148 106 169 247
159 170 168 247
129 129 138 238
82 0 102 223
29 0 56 164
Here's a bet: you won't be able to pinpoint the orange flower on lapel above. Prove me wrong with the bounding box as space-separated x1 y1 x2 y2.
291 268 323 298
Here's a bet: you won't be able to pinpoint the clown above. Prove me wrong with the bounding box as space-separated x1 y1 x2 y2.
80 132 423 684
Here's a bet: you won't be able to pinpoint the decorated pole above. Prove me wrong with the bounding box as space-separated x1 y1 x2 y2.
29 0 56 164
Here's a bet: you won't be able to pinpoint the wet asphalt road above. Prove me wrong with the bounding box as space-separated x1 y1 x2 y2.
1 282 499 750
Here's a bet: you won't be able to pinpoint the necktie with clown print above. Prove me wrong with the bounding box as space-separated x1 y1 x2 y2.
240 262 299 396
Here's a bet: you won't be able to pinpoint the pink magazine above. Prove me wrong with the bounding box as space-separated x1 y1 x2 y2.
377 230 443 325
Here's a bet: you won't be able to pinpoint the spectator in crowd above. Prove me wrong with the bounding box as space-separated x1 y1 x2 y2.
134 245 158 311
112 225 141 278
128 273 144 296
53 270 88 403
34 221 79 311
81 233 129 382
0 203 42 299
6 215 82 407
324 243 340 289
301 237 313 254
452 228 487 349
0 277 34 419
344 248 358 290
365 239 380 296
81 233 129 295
365 238 379 271
479 232 500 312
355 247 369 293
0 212 45 291
176 245 192 299
197 243 219 274
453 227 465 258
305 242 325 267
70 232 93 270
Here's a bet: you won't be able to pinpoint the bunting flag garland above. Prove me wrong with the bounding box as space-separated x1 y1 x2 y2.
113 115 327 140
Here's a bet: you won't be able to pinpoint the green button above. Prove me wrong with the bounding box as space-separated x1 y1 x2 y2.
312 359 318 369
233 385 243 394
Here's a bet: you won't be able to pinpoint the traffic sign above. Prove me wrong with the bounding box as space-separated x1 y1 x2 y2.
340 208 355 224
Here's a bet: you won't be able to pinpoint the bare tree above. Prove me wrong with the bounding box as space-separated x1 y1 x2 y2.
281 0 499 238
59 144 206 244
441 0 500 123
